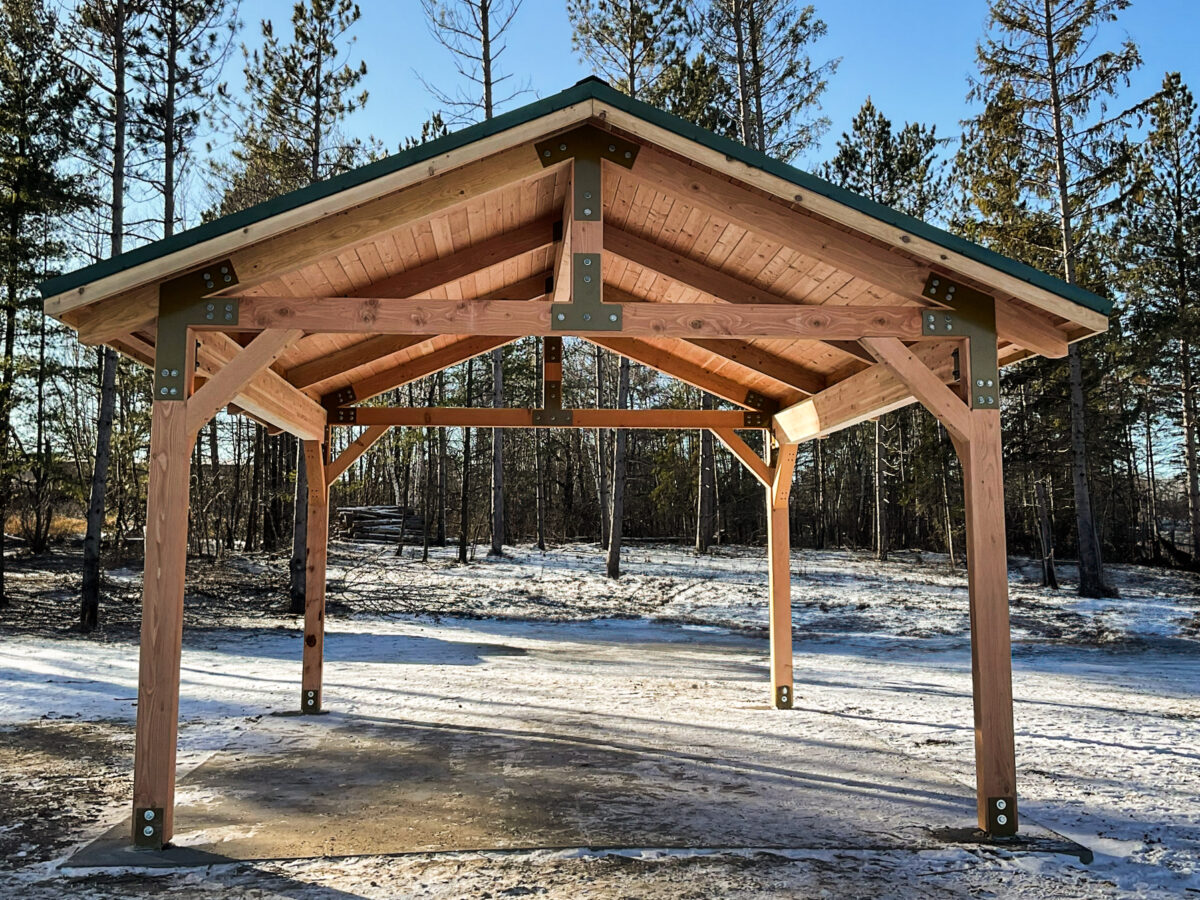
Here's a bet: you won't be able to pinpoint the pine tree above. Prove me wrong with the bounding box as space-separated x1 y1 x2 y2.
421 0 525 557
568 0 687 100
224 0 368 609
971 0 1150 597
70 0 148 630
822 98 947 563
0 0 90 607
135 0 239 238
1119 73 1200 558
696 0 838 158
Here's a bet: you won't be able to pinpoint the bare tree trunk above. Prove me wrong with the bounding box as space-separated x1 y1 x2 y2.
1035 479 1059 589
534 340 546 551
1145 409 1161 562
696 394 715 552
289 441 308 614
459 358 474 563
595 345 610 547
437 371 447 545
490 348 504 555
605 357 630 578
1044 5 1111 597
1181 340 1200 559
81 0 132 629
874 419 887 562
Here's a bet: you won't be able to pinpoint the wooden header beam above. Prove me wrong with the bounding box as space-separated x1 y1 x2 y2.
331 407 769 430
223 297 927 341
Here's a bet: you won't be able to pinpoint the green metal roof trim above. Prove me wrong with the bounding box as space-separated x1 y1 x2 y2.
42 76 1110 318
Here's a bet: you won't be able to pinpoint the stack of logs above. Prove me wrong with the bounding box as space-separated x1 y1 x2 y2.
334 506 426 543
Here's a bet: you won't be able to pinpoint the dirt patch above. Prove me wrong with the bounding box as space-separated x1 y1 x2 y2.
0 721 132 869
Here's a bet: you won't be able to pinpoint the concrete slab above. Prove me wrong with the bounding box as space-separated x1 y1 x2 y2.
66 621 1087 868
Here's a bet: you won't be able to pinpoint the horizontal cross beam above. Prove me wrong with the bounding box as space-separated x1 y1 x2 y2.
330 407 771 430
221 297 927 341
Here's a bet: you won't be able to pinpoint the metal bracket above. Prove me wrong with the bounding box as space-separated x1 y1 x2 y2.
775 684 793 709
154 260 239 400
302 688 321 714
532 408 574 426
324 386 358 411
744 390 780 414
921 273 999 410
134 807 165 848
536 125 638 333
743 410 771 428
328 406 358 425
986 796 1018 836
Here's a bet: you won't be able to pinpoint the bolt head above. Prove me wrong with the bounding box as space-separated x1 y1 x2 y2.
220 266 228 274
987 396 994 404
144 810 155 821
608 144 616 152
609 313 618 322
143 825 155 837
170 369 179 377
161 368 169 377
203 272 211 280
206 303 215 310
624 151 632 159
543 150 551 158
932 279 940 287
583 257 592 265
582 313 591 321
976 379 984 387
160 387 168 396
307 691 315 697
977 396 985 404
206 312 214 320
225 313 233 321
583 208 593 216
224 275 232 283
559 143 567 151
557 313 566 321
986 380 994 388
583 191 592 199
996 814 1008 826
995 799 1007 810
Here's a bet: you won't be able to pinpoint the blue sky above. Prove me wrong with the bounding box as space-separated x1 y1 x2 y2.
227 0 1198 169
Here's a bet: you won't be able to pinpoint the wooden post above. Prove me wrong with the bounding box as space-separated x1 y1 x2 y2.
301 438 329 713
859 335 1018 835
953 410 1019 836
132 400 196 848
767 441 799 709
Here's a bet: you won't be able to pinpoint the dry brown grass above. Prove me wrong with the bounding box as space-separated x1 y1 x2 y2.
5 514 87 540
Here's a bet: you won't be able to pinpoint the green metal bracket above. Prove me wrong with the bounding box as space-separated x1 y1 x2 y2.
535 125 639 333
154 260 239 400
986 796 1018 836
534 337 573 425
134 806 165 848
921 273 999 410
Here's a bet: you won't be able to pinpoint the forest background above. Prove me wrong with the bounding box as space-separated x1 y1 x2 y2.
2 0 1199 630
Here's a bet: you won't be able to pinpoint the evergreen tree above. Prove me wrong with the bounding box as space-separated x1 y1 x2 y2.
970 0 1150 597
822 98 947 563
221 0 369 610
0 0 90 607
568 0 687 101
135 0 240 237
70 0 148 631
696 0 838 158
422 0 526 556
1119 73 1200 558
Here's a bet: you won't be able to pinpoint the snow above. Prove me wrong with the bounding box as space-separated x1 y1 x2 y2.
1 542 1198 897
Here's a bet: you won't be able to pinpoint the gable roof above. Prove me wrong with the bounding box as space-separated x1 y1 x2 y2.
41 76 1109 319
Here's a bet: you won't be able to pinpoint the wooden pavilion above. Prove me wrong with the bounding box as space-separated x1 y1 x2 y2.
41 77 1110 850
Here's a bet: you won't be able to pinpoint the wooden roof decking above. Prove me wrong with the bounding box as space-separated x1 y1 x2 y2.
42 78 1110 440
